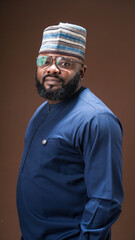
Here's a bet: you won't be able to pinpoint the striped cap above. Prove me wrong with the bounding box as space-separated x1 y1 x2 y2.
39 22 86 61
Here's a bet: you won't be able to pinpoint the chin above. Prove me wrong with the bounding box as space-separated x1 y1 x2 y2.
35 69 81 101
45 85 63 92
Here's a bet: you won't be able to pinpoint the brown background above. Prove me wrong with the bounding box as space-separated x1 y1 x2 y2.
0 0 135 239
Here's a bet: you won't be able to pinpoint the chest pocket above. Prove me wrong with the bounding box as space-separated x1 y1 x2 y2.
39 138 60 168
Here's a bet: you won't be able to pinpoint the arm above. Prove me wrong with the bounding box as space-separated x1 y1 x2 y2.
77 112 124 240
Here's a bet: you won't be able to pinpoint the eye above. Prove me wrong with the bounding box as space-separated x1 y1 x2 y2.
41 57 50 65
58 60 72 69
37 56 51 67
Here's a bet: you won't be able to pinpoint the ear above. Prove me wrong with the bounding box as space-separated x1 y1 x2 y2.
80 65 87 78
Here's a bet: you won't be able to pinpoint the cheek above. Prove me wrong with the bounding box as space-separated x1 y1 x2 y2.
37 68 44 83
64 71 77 84
63 71 75 83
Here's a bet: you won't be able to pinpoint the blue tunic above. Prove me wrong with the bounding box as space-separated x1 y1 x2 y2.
17 87 123 240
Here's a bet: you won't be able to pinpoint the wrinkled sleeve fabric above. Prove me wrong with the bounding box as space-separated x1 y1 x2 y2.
76 112 124 240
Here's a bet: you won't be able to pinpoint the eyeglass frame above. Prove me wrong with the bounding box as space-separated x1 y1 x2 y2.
36 55 84 70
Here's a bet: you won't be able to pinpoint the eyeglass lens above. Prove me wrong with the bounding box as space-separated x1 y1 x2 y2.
37 56 76 70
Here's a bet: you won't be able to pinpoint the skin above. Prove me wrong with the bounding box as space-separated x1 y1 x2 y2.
37 53 87 104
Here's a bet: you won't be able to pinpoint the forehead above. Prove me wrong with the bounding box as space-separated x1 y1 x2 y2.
38 53 83 64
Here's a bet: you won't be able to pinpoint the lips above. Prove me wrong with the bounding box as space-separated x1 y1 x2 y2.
45 77 61 82
42 74 64 86
43 74 63 82
44 78 62 87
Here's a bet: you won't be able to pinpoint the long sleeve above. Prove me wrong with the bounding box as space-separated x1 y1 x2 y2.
76 111 124 240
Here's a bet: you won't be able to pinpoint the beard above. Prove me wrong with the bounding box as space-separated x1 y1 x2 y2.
35 70 81 101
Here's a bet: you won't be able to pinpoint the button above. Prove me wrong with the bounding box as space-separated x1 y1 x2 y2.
42 139 47 145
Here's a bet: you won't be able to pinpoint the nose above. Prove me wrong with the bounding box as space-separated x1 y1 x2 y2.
47 62 61 75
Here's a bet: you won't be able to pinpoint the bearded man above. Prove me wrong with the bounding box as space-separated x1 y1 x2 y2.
17 22 123 240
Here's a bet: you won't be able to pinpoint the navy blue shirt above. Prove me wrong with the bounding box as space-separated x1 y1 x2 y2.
17 87 123 240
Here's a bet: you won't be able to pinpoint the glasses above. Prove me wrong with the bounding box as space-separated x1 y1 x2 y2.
36 55 83 70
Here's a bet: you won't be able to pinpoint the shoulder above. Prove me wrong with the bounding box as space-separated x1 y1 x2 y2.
29 101 48 122
26 101 48 129
75 88 115 119
76 88 123 134
78 88 112 113
33 101 48 117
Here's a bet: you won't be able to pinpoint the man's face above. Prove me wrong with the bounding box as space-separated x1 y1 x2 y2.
36 53 86 102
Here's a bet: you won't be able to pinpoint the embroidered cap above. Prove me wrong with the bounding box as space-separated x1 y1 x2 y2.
39 22 87 61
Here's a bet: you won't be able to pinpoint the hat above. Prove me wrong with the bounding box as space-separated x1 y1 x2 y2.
39 22 86 61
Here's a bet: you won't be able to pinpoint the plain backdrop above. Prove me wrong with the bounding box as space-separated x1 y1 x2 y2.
0 0 135 239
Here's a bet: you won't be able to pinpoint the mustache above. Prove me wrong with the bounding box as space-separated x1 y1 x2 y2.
42 74 64 84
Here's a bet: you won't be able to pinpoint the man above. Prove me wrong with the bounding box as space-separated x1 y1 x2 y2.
17 22 123 240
